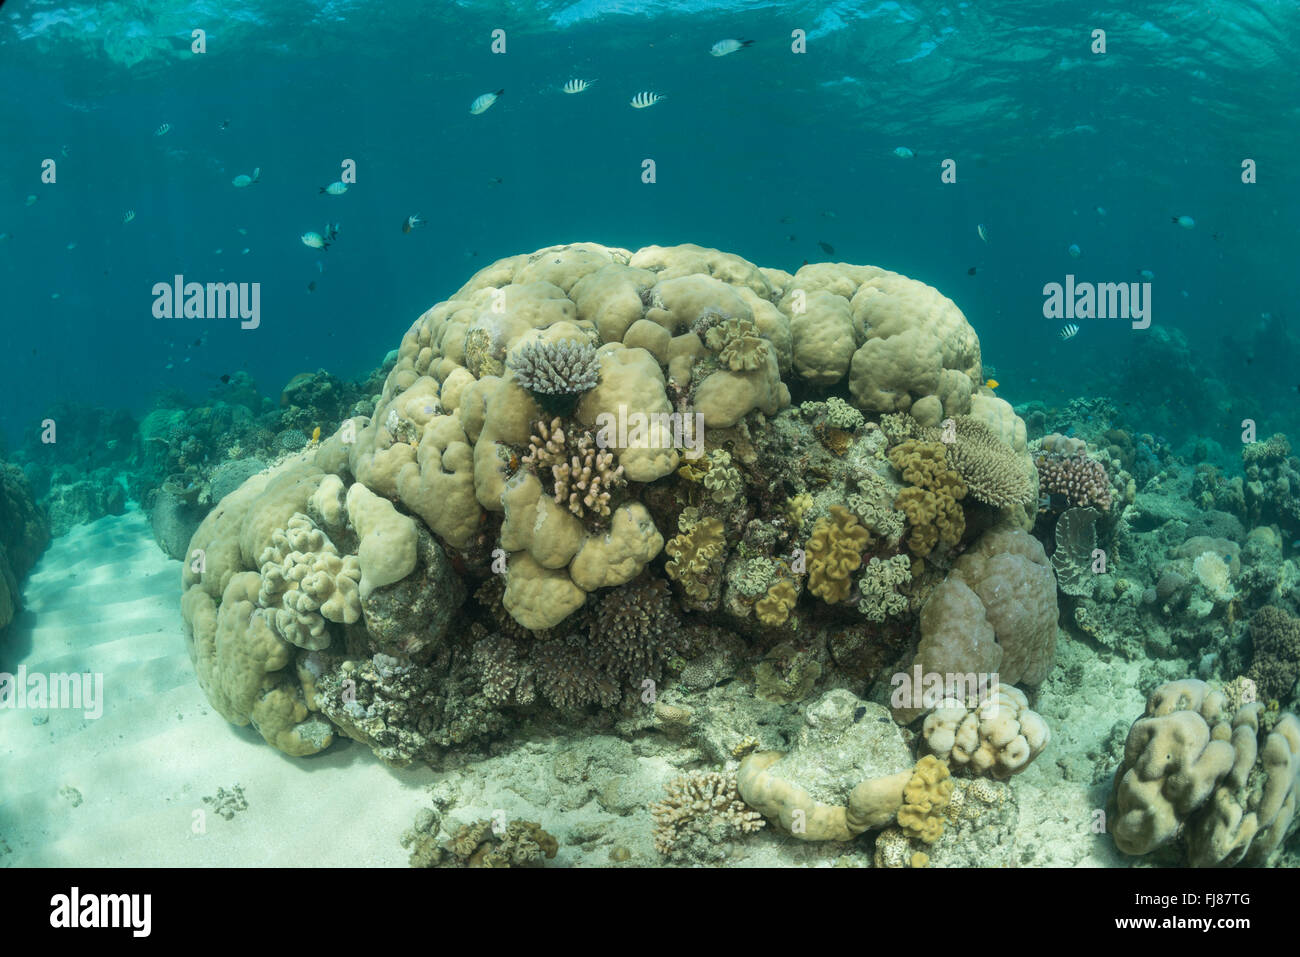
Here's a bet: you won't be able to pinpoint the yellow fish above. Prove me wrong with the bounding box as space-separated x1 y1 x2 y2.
311 426 322 443
986 378 999 389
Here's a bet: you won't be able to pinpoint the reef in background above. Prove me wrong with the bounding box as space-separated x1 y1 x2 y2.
148 241 1299 867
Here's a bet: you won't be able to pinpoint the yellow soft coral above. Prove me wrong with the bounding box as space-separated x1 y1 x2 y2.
785 493 814 529
896 755 953 844
756 578 798 625
889 441 966 556
665 516 726 600
806 506 871 603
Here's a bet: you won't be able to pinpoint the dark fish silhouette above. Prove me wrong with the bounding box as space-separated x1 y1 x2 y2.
818 241 835 255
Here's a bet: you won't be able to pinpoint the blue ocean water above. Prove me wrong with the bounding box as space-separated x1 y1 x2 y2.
4 0 1300 880
3 0 1296 451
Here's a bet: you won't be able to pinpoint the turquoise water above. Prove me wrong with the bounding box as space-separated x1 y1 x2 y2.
4 1 1297 448
2 0 1300 873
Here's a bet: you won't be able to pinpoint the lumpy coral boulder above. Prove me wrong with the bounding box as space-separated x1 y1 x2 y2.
180 243 1038 765
1108 678 1300 866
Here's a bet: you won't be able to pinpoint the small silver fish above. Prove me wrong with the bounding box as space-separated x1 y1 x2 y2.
1172 215 1195 229
977 223 989 243
25 194 37 207
232 168 261 188
630 91 665 109
122 209 135 224
1059 323 1079 340
1068 243 1081 258
893 146 914 159
1138 269 1155 281
153 122 171 137
301 231 329 250
710 38 753 57
320 181 348 195
562 78 594 94
470 90 504 114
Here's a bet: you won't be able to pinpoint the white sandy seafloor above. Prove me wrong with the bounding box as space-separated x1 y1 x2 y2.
1 509 1284 868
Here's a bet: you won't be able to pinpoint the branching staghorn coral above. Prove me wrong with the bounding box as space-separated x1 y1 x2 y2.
589 575 680 688
521 417 626 519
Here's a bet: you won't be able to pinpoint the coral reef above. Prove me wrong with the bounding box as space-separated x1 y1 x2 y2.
889 440 967 556
899 527 1058 723
1036 435 1112 510
508 338 601 414
806 505 871 603
178 244 1057 771
1108 678 1300 866
650 770 765 860
521 416 626 519
922 684 1049 778
1247 606 1300 701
